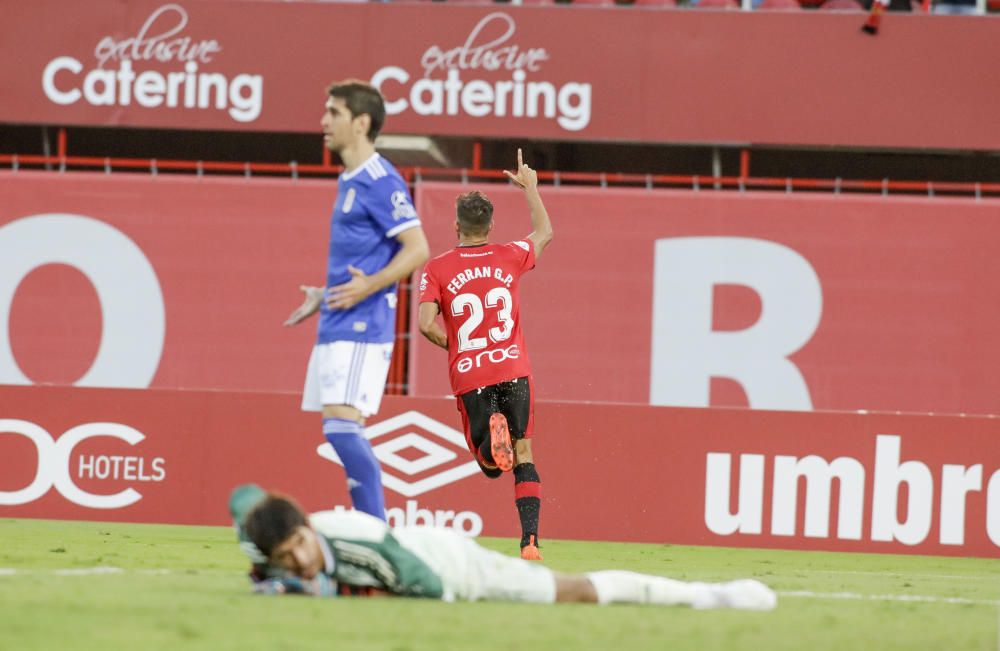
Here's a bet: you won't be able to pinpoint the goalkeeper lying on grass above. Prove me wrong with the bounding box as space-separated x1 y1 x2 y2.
229 484 776 609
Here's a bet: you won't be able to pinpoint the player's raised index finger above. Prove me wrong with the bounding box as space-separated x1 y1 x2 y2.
517 148 523 169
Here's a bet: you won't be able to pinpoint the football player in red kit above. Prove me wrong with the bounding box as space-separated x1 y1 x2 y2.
418 149 553 560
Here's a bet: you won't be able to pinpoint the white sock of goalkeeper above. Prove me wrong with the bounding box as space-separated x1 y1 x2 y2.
585 571 712 606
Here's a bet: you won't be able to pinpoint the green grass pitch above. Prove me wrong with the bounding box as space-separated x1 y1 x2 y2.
0 518 997 651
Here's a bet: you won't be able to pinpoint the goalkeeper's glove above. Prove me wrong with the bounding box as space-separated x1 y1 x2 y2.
252 573 337 597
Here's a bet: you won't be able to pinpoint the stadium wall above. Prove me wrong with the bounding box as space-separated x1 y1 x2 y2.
4 172 1000 416
2 0 999 149
0 171 325 392
411 182 1000 415
1 387 998 558
3 172 999 558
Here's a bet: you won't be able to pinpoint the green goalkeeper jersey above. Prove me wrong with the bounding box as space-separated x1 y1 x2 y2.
229 485 444 599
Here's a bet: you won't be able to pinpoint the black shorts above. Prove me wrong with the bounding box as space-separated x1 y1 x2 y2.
455 376 534 458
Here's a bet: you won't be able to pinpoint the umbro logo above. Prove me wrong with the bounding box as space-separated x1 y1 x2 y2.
316 410 480 497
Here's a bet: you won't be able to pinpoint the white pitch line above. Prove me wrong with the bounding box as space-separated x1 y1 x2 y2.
779 590 1000 607
1 568 997 609
805 570 991 581
0 566 229 576
0 566 126 576
53 566 124 576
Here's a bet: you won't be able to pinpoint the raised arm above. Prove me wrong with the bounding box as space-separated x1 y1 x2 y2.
504 148 553 262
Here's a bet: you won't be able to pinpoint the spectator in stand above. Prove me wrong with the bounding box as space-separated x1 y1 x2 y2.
932 0 979 13
859 0 913 10
684 0 741 8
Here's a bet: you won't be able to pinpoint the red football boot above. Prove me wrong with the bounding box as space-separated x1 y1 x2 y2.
488 412 514 472
520 535 543 561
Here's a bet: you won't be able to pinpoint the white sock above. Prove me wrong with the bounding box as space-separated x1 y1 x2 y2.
585 571 646 605
585 571 710 606
586 572 776 610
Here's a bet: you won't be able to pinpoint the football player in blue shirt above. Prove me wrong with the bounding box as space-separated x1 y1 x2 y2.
284 80 430 521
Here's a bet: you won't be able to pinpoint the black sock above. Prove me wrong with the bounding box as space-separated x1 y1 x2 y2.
514 462 541 548
478 459 503 479
478 438 495 466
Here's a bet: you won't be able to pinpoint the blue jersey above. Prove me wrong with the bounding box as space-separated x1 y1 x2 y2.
318 154 420 344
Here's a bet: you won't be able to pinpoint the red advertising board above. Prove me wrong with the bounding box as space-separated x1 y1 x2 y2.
1 1 998 149
0 171 329 392
411 182 1000 416
1 387 997 558
7 172 1000 417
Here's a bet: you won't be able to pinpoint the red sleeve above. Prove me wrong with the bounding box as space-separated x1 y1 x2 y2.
502 240 536 274
418 262 441 305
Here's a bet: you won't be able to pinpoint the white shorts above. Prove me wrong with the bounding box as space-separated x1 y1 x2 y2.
301 341 394 417
393 526 556 604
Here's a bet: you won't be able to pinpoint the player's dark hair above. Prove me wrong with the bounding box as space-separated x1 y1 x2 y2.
456 191 494 237
243 493 308 558
327 80 386 142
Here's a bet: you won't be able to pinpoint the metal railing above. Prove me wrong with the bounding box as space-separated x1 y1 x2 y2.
3 153 998 199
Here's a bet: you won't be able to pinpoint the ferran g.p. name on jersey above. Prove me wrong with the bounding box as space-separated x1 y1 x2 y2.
318 154 420 344
419 240 536 395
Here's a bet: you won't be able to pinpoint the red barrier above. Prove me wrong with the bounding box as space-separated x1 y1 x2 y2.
1 387 997 558
411 183 1000 416
0 171 328 391
2 1 998 149
7 172 1000 417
